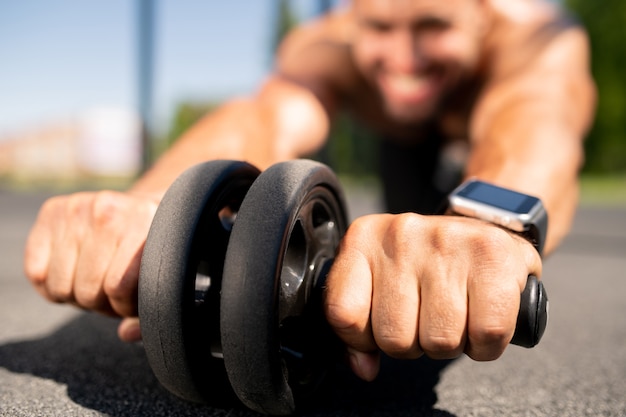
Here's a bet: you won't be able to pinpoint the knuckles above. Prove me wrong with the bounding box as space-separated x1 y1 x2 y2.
421 333 464 359
335 214 523 362
73 281 105 310
61 190 128 232
24 190 147 315
64 192 92 220
471 324 511 348
90 191 125 230
430 218 522 270
382 213 426 257
467 225 516 261
374 329 422 359
45 282 74 304
103 273 134 302
23 247 46 285
340 214 382 247
324 301 361 333
466 324 511 361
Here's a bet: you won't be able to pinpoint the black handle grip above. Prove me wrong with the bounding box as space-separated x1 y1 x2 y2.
510 275 548 348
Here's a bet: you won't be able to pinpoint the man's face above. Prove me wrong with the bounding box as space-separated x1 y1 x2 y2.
351 0 488 123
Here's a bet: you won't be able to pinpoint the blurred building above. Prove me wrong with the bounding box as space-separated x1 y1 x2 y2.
0 108 141 183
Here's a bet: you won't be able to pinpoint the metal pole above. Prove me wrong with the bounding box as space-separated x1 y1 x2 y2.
317 0 333 15
137 0 155 172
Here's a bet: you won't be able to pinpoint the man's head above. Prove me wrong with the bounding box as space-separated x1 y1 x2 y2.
350 0 490 123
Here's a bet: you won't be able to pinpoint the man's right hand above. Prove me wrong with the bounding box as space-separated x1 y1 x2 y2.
23 191 159 341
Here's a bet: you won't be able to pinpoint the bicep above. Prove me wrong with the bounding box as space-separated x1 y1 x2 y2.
266 18 358 159
256 75 332 160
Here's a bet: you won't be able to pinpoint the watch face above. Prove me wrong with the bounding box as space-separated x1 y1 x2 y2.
449 180 547 254
455 181 540 214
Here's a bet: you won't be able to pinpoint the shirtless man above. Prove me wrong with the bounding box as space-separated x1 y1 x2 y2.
24 0 595 381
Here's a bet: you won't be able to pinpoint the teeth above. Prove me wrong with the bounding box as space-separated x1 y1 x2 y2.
387 74 429 95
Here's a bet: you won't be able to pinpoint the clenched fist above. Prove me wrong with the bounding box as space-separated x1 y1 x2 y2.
324 213 542 381
24 191 159 341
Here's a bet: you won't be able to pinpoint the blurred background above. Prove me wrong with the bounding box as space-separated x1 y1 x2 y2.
0 0 624 203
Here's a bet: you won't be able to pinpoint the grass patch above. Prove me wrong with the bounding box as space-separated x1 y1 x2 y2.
0 175 135 193
3 172 625 208
579 174 626 207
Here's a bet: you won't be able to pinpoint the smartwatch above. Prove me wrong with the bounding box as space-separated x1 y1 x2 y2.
447 179 548 256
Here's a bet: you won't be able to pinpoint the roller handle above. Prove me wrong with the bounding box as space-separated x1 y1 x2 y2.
511 275 548 348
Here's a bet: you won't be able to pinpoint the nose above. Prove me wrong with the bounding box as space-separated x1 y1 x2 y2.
387 29 425 73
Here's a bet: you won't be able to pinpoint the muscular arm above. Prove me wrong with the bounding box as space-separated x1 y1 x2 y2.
467 25 596 254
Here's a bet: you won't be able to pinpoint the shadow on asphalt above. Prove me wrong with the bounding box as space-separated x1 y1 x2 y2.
0 313 456 417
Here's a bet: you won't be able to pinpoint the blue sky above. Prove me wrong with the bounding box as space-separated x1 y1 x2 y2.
0 1 324 137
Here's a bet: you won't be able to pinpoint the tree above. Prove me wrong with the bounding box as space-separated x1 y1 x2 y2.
164 101 218 149
566 0 626 173
272 0 299 53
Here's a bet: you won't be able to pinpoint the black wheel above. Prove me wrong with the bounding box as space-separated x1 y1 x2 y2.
139 160 260 403
221 160 348 415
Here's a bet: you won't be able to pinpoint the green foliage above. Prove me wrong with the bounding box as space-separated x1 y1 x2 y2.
273 0 299 53
165 101 218 149
316 113 380 178
566 0 626 173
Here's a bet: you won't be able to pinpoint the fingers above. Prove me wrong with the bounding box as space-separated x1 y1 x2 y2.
465 269 520 361
118 317 142 342
73 226 117 314
463 226 538 361
519 232 543 281
23 226 52 288
325 248 380 381
23 191 157 323
325 214 543 378
418 263 467 360
23 200 54 300
25 195 84 304
325 214 423 379
80 192 155 317
325 217 379 380
371 214 422 359
346 348 380 382
72 193 120 313
325 244 376 353
104 235 145 317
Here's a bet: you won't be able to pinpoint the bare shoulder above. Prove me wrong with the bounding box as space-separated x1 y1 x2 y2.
278 8 354 54
485 0 590 80
471 0 595 144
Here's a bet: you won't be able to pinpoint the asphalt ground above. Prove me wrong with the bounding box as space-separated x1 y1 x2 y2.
1 187 625 416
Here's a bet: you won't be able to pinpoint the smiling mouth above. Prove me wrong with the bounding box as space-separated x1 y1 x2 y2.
379 72 441 105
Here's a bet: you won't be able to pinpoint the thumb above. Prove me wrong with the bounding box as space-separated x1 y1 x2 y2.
117 317 142 342
346 347 381 382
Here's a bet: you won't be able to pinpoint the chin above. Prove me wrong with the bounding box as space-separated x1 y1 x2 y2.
384 99 441 125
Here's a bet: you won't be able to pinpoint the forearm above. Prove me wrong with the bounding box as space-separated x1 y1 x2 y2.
129 99 275 199
464 26 596 256
465 112 584 255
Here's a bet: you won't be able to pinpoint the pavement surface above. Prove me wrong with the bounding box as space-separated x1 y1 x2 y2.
1 187 625 417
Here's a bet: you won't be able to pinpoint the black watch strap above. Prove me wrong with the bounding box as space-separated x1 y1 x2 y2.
523 207 548 257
